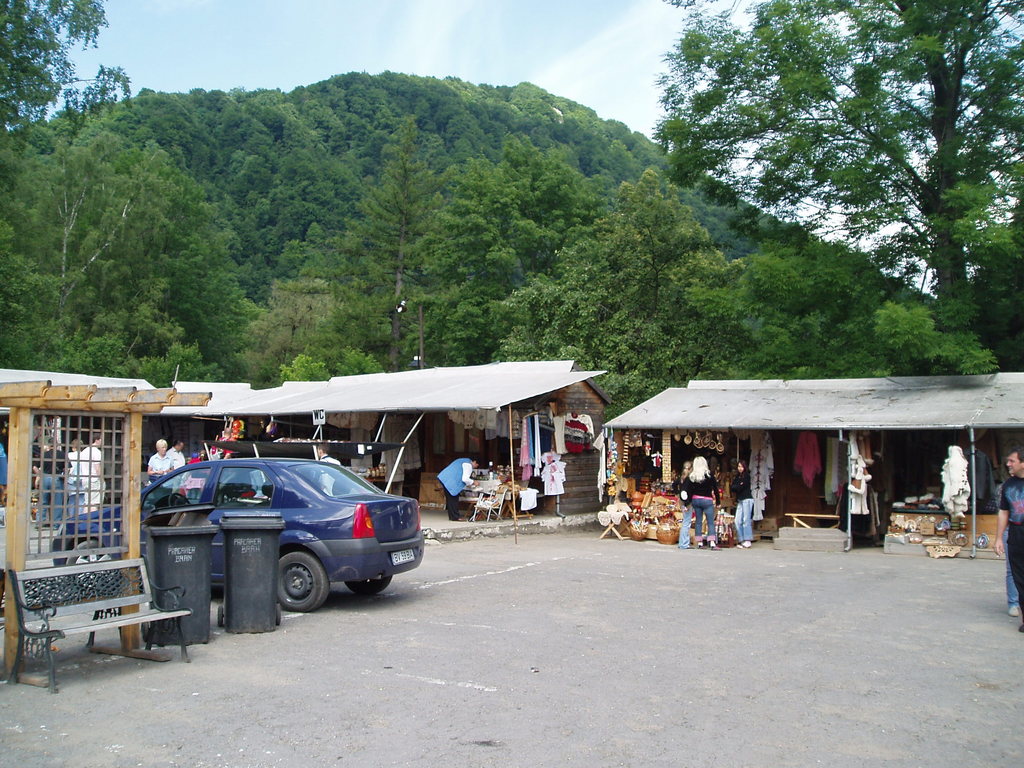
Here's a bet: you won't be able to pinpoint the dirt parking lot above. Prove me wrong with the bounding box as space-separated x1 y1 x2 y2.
1 533 1020 768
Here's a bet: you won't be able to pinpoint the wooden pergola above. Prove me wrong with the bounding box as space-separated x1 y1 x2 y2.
2 381 210 678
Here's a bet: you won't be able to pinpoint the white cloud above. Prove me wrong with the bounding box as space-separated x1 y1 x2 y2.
530 0 682 135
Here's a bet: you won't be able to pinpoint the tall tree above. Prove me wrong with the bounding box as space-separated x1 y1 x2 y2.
426 137 603 365
500 170 746 414
658 0 1023 369
342 118 443 370
0 0 128 134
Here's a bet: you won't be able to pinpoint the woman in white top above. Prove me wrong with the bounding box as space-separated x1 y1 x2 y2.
148 439 176 484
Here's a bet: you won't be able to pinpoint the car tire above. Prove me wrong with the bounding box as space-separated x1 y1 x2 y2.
278 551 329 613
344 575 393 595
73 539 111 564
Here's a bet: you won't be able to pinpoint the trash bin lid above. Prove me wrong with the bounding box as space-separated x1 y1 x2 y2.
219 512 285 531
146 524 219 537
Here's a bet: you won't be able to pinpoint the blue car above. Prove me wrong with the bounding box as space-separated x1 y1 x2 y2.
55 458 424 612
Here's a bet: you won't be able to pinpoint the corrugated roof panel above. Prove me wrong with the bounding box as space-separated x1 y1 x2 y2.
159 362 605 416
607 373 1024 430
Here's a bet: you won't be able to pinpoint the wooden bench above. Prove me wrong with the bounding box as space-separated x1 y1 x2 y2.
785 512 840 529
7 558 192 693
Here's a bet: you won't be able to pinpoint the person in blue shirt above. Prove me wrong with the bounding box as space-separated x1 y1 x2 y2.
438 458 479 521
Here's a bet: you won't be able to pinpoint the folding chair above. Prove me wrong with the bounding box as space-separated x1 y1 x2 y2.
470 487 509 521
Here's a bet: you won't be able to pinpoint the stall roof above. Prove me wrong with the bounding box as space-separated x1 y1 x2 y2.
0 368 154 389
606 373 1024 431
161 361 607 417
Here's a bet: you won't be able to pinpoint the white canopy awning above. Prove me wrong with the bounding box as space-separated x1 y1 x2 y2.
0 368 153 389
606 373 1024 431
161 361 606 417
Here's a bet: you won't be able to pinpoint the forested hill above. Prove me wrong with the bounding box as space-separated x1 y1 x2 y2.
94 72 700 294
2 4 1012 416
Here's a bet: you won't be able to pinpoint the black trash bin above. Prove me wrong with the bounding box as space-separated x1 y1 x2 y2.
218 512 284 633
143 504 217 645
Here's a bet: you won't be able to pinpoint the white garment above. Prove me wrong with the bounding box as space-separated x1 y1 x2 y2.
594 431 606 500
519 488 539 511
941 445 970 519
552 414 568 454
847 431 872 515
540 453 566 496
747 431 774 521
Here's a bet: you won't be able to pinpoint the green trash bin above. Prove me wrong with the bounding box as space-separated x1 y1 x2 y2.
218 512 284 633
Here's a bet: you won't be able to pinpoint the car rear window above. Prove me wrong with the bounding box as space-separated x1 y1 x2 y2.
215 467 274 508
293 463 378 497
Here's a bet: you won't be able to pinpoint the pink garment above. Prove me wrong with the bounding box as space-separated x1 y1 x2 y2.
519 417 532 483
793 431 822 488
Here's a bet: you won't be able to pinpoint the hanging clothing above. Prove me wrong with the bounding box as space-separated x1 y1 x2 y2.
564 413 592 453
793 431 822 488
540 452 566 495
519 487 539 511
748 431 775 522
847 432 872 515
824 437 842 506
553 413 568 454
941 445 970 519
594 431 607 500
519 416 532 483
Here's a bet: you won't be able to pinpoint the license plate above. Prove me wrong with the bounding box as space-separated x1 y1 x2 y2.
390 549 415 565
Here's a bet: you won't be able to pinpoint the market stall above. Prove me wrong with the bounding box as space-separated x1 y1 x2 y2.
605 374 1024 557
157 361 609 525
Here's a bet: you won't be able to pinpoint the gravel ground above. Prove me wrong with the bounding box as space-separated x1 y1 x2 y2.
1 533 1019 768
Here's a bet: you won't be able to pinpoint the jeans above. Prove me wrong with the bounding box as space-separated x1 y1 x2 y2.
735 498 754 543
39 475 65 524
692 497 716 542
677 504 693 549
1006 528 1020 607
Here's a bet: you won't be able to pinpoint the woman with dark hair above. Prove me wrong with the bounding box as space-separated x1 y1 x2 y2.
732 459 754 548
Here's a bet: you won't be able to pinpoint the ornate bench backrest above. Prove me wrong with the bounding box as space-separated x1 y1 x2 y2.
12 559 151 623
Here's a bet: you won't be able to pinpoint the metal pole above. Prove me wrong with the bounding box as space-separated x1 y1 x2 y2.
509 405 518 544
969 427 977 559
384 413 424 494
418 305 425 369
842 429 852 552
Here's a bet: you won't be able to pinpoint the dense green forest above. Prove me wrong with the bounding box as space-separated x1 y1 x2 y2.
1 1 1020 416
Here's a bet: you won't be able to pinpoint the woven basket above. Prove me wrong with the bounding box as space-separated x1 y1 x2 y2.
627 523 649 541
656 525 680 545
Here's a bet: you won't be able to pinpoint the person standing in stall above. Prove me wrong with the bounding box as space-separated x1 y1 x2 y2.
732 459 755 548
681 456 721 549
994 446 1024 633
438 457 479 522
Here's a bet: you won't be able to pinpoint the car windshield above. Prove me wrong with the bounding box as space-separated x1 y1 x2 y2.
291 462 379 498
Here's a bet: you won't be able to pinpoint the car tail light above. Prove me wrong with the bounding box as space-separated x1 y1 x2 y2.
353 503 375 538
414 501 421 531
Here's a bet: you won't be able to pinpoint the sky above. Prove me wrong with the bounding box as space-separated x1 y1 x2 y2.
71 0 692 138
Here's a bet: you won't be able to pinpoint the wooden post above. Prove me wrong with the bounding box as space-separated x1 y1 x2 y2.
119 410 145 651
4 406 32 678
508 405 518 544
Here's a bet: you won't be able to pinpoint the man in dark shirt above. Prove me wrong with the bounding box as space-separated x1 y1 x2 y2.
994 446 1024 633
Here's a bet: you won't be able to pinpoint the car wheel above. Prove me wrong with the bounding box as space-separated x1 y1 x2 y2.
278 551 329 613
73 539 111 564
344 575 393 595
